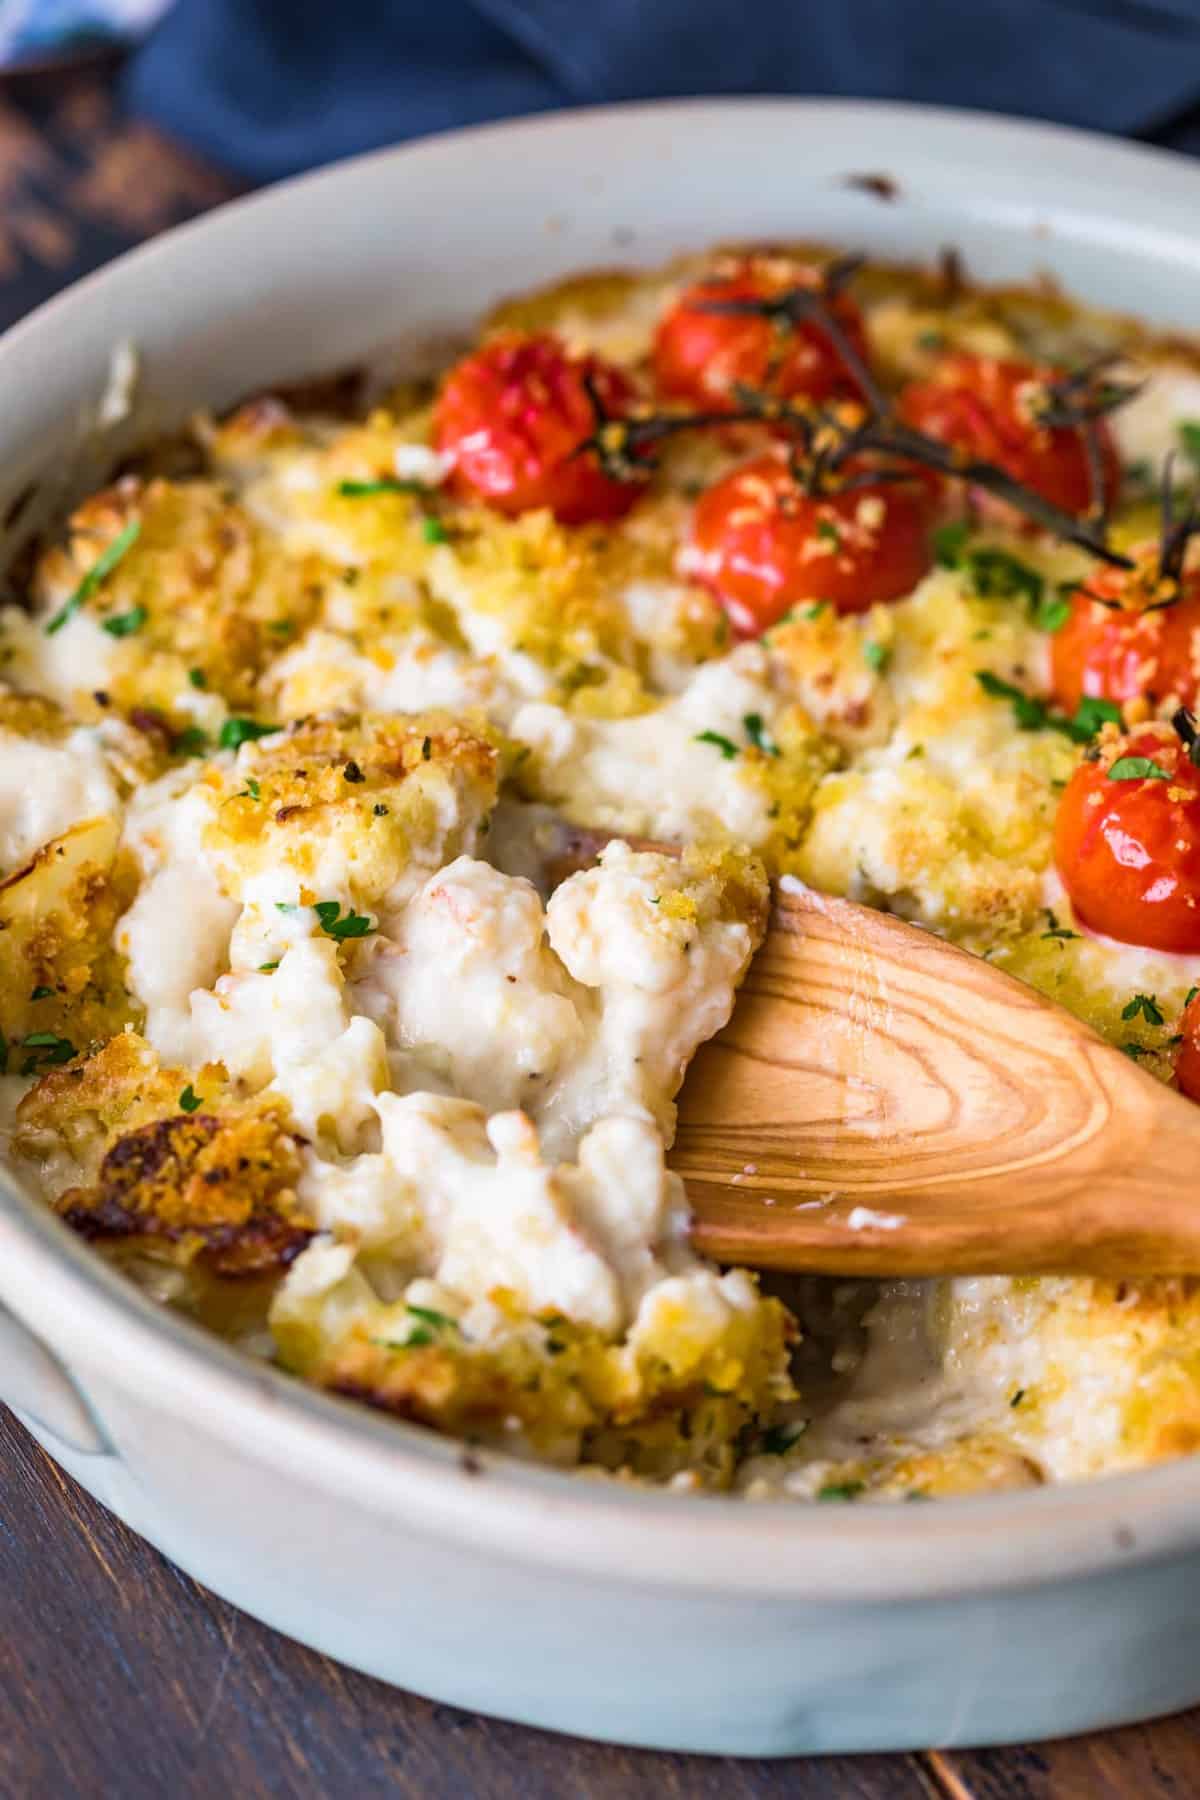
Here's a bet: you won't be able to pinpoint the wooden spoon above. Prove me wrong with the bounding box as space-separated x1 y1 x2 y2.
551 828 1200 1276
677 880 1200 1276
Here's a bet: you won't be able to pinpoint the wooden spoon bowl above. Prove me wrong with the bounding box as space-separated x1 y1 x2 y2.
675 880 1200 1276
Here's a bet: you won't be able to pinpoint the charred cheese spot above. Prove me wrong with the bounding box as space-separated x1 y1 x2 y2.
56 1100 311 1277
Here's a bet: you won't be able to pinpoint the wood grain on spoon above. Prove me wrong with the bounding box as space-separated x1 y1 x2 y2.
551 826 1200 1277
677 879 1200 1277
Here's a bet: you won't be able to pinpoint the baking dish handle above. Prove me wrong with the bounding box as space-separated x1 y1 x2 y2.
0 1304 113 1456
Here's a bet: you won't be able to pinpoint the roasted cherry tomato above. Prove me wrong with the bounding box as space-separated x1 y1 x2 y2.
1174 991 1200 1102
653 259 871 413
686 453 934 633
433 332 640 524
899 353 1120 519
1050 548 1200 715
1055 723 1200 951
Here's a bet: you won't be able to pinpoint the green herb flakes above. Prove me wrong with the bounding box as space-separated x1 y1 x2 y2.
694 729 739 760
1033 593 1072 634
102 605 147 638
175 726 209 758
863 639 890 673
1041 910 1079 942
759 1421 807 1456
932 520 969 568
219 717 277 751
45 519 141 636
816 1481 865 1504
1179 421 1200 467
178 1084 202 1113
1107 756 1170 782
188 667 208 689
20 1031 75 1073
337 477 421 498
314 900 374 941
1122 992 1165 1026
743 712 780 757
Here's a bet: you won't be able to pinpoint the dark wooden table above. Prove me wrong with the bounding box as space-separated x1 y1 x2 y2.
0 65 1196 1798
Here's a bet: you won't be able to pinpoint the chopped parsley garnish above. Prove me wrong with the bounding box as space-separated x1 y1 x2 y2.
421 735 432 762
1122 992 1165 1026
743 712 780 757
759 1421 807 1456
337 476 421 498
268 617 294 636
178 1084 202 1113
342 759 365 783
102 605 147 637
863 639 890 673
1179 420 1200 467
20 1032 76 1073
258 961 280 972
694 729 739 760
406 1303 459 1333
1121 1042 1151 1060
234 777 262 801
373 803 389 817
816 1481 865 1503
1041 910 1079 942
1010 1388 1026 1408
29 985 53 1001
422 515 448 544
1033 593 1072 634
932 520 969 567
188 667 207 689
175 725 209 758
1071 696 1122 737
219 717 277 751
973 670 1050 732
1188 986 1200 1008
816 517 841 549
379 1303 460 1352
803 601 828 621
962 546 1044 608
314 900 374 941
974 672 1119 742
45 518 141 635
1107 755 1170 782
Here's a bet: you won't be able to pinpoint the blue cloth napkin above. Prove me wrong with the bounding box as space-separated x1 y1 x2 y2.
122 0 1200 183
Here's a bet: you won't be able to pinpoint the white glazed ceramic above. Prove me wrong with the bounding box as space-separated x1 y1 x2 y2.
5 101 1200 1757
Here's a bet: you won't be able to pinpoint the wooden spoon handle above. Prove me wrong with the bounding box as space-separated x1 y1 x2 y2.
674 882 1200 1276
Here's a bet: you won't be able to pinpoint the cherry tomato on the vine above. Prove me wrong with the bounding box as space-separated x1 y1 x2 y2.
433 332 640 524
686 452 935 634
899 353 1120 520
653 259 871 414
1055 722 1200 952
1050 547 1200 716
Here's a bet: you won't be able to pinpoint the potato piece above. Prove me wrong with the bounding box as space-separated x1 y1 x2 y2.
0 816 138 1059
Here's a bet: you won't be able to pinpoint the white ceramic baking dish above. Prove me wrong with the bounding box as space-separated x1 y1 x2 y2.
4 100 1200 1757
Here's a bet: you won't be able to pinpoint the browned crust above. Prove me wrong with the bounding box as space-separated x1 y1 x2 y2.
56 1101 312 1277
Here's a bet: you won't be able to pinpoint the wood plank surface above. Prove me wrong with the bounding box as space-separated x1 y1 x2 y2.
1 59 1198 1800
